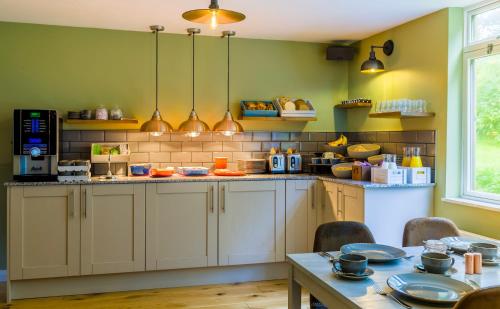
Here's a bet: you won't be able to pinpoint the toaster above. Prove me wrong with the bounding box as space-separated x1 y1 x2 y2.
287 153 302 173
268 154 285 174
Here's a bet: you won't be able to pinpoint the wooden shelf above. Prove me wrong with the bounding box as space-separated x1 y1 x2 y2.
368 112 435 119
335 103 372 109
238 116 317 122
65 119 139 124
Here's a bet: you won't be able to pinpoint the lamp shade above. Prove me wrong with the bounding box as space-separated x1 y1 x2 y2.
213 111 243 136
141 109 173 136
360 55 385 73
182 0 245 29
178 110 210 138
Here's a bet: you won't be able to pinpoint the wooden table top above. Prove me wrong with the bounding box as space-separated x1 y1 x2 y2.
287 246 500 308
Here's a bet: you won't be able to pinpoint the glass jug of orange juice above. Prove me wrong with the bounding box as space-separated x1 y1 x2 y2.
410 147 423 168
402 147 412 167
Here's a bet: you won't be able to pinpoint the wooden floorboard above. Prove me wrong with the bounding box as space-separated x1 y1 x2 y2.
2 280 310 309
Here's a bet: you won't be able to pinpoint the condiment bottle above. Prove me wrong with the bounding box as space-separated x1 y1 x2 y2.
402 147 412 167
464 253 474 274
473 253 482 274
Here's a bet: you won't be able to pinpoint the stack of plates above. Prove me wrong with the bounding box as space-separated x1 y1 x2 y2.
237 159 266 174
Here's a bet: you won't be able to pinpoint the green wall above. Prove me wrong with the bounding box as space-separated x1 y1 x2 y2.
347 8 500 239
0 22 348 268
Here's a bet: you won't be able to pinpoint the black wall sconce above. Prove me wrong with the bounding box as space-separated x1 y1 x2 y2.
360 40 394 74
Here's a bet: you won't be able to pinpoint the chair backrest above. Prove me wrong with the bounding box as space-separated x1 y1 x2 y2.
313 221 375 252
453 286 500 309
402 217 460 247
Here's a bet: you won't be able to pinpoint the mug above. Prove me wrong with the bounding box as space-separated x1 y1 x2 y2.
421 252 454 274
337 254 367 274
470 243 498 260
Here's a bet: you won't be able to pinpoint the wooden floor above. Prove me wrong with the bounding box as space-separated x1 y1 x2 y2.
3 280 310 309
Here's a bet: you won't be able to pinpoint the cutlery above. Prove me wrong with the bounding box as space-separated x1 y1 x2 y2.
318 251 337 263
403 255 415 260
374 284 412 309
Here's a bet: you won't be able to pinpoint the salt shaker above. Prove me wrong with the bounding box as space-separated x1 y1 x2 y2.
473 253 482 274
464 253 474 274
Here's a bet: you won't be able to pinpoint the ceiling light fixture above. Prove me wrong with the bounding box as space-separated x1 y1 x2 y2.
182 0 245 30
140 25 173 136
213 31 243 137
360 40 394 74
178 28 209 138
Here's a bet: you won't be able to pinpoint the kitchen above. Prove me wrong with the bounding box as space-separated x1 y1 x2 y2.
1 0 499 308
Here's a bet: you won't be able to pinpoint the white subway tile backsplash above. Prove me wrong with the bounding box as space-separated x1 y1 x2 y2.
182 142 203 152
223 142 243 152
127 131 150 142
192 152 213 162
138 142 160 152
272 132 290 141
203 142 223 152
171 133 192 142
242 142 261 152
233 152 252 161
213 152 233 162
130 152 149 163
149 152 171 162
171 152 192 162
232 132 253 141
252 132 271 141
161 142 182 152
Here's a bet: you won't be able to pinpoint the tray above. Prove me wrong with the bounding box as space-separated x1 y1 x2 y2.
240 101 278 117
177 167 209 176
91 143 130 163
275 98 316 118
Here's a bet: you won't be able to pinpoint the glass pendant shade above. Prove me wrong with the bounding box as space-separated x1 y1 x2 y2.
214 111 243 136
178 110 210 138
182 0 245 30
141 25 173 136
141 109 173 136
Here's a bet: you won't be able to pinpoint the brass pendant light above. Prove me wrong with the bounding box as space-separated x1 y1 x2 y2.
214 31 243 136
178 28 209 138
140 25 173 136
360 40 394 74
182 0 245 30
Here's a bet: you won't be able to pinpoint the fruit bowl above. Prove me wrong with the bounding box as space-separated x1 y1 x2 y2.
332 163 353 178
347 144 381 159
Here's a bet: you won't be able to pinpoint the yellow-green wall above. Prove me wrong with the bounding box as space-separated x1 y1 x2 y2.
347 8 500 239
0 21 348 268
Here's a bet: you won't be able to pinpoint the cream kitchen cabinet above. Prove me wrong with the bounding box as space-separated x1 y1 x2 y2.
81 184 145 275
9 185 80 280
324 182 364 222
316 180 336 225
146 182 218 270
218 180 286 266
285 180 318 253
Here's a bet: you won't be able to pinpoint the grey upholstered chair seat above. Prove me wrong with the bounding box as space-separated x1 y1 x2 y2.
310 221 375 309
402 217 460 247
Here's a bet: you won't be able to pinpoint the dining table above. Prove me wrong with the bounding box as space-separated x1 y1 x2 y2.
287 246 500 309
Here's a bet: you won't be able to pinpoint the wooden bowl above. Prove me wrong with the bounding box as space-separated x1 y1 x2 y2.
347 144 381 159
331 163 353 178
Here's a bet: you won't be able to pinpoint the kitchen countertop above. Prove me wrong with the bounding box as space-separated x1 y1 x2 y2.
4 174 435 188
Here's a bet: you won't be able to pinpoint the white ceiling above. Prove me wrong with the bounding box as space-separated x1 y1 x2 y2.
0 0 481 42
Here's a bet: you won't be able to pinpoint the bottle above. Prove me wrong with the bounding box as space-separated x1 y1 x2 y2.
388 154 397 170
402 147 412 167
410 147 423 168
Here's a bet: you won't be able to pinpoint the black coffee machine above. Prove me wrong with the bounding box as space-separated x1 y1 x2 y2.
13 109 60 181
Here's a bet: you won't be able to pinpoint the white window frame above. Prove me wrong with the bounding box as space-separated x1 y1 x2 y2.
462 1 500 206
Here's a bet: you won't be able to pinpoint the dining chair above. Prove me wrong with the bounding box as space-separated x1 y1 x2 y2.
310 221 376 309
453 286 500 309
402 217 460 247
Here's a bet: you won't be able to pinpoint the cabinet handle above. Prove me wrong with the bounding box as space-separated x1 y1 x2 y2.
209 184 214 213
84 187 91 219
337 188 343 219
221 185 226 213
68 189 75 218
311 183 315 209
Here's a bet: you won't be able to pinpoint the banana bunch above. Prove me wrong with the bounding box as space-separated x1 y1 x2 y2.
328 134 348 147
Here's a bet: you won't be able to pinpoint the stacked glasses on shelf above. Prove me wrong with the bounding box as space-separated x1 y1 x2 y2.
375 99 428 113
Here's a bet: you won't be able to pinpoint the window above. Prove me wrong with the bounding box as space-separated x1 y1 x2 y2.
463 1 500 205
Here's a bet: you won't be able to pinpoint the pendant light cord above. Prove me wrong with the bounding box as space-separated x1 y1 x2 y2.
155 29 159 111
226 34 230 112
192 32 196 111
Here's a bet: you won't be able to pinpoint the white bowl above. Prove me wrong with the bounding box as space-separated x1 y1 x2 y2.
347 144 381 159
332 163 353 178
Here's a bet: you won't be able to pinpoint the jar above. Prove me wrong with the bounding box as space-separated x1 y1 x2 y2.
110 106 123 120
402 147 412 167
423 240 448 254
410 147 423 168
95 106 108 120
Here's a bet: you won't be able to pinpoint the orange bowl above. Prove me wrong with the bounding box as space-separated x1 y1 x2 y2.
150 168 175 177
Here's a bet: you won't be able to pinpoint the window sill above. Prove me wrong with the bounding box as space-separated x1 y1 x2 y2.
442 197 500 213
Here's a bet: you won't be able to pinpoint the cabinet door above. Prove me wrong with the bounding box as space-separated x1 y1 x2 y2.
9 185 80 280
342 185 364 223
146 182 217 270
219 181 285 266
285 180 317 253
322 182 343 222
81 184 145 275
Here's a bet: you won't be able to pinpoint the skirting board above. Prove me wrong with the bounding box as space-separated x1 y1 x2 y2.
9 263 288 301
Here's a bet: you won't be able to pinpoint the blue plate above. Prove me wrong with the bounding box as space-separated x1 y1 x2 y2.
387 273 473 304
340 243 407 263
